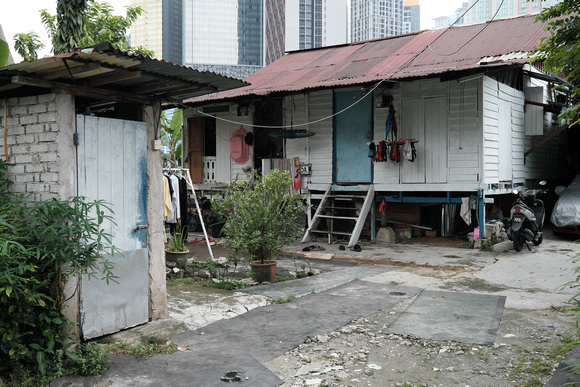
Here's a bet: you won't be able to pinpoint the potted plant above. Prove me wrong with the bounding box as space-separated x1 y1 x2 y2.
165 226 189 263
213 169 308 283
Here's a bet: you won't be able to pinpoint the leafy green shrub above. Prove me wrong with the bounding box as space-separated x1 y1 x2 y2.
75 343 110 376
0 159 119 382
213 169 308 264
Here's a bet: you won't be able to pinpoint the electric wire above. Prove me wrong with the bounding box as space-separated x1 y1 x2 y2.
427 0 505 57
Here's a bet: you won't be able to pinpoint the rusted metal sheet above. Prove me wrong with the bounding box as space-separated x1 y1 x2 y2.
188 14 550 104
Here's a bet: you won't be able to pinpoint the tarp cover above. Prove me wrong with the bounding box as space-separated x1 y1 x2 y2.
551 174 580 227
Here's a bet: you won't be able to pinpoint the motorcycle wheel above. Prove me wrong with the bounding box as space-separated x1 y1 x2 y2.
513 232 524 252
532 234 543 245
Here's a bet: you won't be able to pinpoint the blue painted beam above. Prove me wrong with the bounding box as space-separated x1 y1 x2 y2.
478 190 485 239
377 195 462 204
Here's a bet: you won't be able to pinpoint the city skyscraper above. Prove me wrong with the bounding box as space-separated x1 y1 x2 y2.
131 0 182 64
403 0 420 34
433 2 470 29
467 0 561 25
285 0 348 52
350 0 404 43
265 0 285 65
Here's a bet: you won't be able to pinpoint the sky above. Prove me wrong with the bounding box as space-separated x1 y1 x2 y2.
1 0 466 63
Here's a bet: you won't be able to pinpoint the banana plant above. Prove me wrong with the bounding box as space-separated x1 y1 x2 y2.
160 108 183 166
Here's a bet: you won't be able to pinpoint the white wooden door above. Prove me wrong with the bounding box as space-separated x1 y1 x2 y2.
425 97 448 183
401 99 425 183
401 97 448 184
76 115 149 340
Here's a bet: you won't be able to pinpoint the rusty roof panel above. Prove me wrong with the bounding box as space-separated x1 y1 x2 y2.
187 14 550 103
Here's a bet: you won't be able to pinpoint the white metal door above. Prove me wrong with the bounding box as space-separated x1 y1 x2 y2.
76 115 148 340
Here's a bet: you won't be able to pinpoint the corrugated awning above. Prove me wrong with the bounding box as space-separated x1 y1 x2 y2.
0 42 247 105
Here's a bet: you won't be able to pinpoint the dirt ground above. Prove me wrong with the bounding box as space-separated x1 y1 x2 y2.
176 234 580 386
264 266 578 387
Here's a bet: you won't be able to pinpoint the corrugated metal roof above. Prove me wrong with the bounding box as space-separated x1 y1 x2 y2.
188 14 550 104
0 43 247 104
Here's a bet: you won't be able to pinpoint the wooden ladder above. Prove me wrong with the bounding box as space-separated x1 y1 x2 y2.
302 185 374 248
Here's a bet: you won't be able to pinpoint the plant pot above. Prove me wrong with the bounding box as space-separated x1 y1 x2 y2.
249 260 277 283
211 222 225 238
165 249 189 263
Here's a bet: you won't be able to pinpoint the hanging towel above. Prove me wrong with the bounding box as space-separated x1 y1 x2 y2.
460 197 471 225
168 174 180 223
163 176 173 221
403 141 412 160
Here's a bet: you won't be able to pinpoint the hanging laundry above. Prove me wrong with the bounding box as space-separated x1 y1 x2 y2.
460 197 471 225
368 142 376 159
163 175 172 221
179 176 189 239
389 104 398 139
389 140 401 162
403 140 416 162
168 173 181 224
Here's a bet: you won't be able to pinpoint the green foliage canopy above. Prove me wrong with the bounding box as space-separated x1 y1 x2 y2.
13 32 45 62
53 0 91 55
213 170 308 263
0 38 8 67
161 108 183 166
534 0 580 127
41 1 154 57
0 159 119 380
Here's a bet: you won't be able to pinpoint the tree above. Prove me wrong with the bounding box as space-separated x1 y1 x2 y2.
534 0 580 127
13 32 45 62
53 0 91 55
0 27 10 66
40 1 154 57
160 108 183 166
0 38 8 67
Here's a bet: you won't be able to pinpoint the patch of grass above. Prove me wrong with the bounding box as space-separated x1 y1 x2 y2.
511 356 553 376
205 280 249 290
103 341 178 358
389 280 403 285
518 378 543 387
272 295 296 304
275 274 297 282
167 277 197 285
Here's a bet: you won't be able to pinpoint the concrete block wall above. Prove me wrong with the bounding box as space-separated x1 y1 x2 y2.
0 93 76 201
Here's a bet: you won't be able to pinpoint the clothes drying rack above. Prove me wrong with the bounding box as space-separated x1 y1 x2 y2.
163 167 214 260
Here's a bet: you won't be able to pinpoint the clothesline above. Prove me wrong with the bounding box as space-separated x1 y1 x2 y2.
163 167 214 260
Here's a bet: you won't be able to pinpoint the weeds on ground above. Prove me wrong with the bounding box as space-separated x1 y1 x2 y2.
272 295 296 304
103 341 178 358
509 335 575 385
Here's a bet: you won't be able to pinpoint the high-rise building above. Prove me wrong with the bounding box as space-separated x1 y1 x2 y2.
131 0 182 64
265 0 285 65
132 0 347 78
285 0 348 52
433 2 470 29
468 0 561 25
403 0 420 34
350 0 404 43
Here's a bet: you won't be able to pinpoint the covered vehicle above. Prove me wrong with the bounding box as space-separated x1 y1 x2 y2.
551 174 580 235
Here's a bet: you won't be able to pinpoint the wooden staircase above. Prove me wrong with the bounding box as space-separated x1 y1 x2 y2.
302 185 375 248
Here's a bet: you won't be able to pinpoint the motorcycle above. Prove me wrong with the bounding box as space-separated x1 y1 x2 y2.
506 181 547 252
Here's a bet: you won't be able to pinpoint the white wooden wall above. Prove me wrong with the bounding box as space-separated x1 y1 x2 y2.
185 71 562 192
523 73 561 181
183 105 252 184
284 90 334 190
448 78 481 186
482 76 526 188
